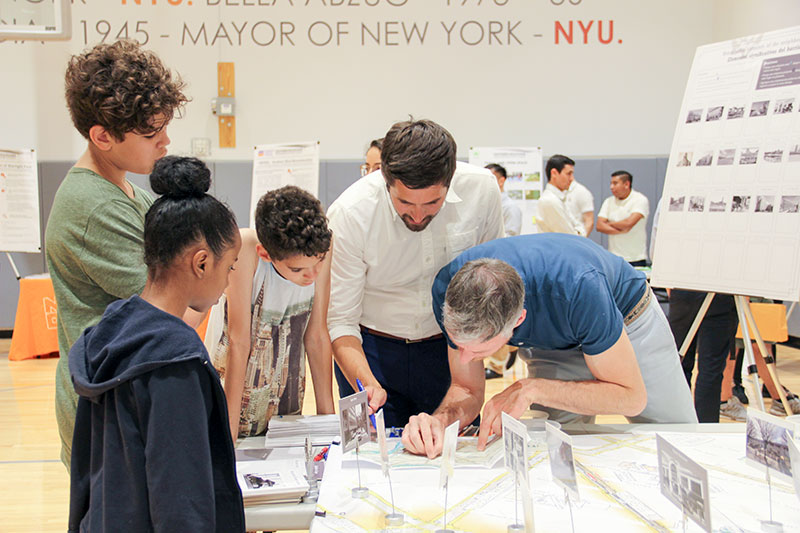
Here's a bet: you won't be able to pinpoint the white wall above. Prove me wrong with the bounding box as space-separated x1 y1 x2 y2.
1 1 798 161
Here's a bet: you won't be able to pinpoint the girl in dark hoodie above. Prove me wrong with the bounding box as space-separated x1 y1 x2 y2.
68 156 245 532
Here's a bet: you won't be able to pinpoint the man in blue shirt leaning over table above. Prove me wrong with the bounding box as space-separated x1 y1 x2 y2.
402 234 697 458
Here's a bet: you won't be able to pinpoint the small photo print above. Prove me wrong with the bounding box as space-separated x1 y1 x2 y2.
789 144 800 162
507 190 523 200
746 409 795 480
525 190 540 200
504 426 527 477
546 422 579 497
705 106 724 121
677 152 693 167
696 152 713 166
507 172 523 182
750 100 769 117
774 98 794 114
763 149 783 163
669 196 685 211
717 149 736 166
688 196 705 212
779 196 800 213
755 195 775 213
524 171 540 182
727 106 745 119
338 390 371 453
657 435 712 533
739 148 758 165
244 472 279 490
686 109 702 123
731 195 750 212
708 196 726 212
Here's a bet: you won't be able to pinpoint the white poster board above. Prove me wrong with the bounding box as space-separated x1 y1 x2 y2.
651 26 800 300
249 141 319 228
468 146 543 235
0 149 41 253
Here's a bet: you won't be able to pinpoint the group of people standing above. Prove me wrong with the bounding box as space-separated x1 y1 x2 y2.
49 40 702 531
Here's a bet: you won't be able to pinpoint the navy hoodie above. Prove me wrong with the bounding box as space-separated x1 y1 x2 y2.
68 295 245 532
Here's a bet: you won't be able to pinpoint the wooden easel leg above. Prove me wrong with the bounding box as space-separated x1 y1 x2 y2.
734 295 766 412
741 300 791 416
678 292 716 357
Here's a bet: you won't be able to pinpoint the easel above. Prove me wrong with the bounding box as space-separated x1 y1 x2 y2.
677 293 792 416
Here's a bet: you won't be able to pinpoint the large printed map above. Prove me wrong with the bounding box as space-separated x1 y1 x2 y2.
313 430 799 532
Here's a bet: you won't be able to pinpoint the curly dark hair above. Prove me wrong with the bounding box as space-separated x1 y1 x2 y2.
255 186 332 261
65 40 188 141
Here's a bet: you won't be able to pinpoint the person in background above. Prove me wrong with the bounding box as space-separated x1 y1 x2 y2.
69 156 245 532
485 163 522 237
45 40 188 470
206 186 336 440
327 119 504 428
537 154 586 236
361 138 383 176
567 178 595 237
596 170 650 266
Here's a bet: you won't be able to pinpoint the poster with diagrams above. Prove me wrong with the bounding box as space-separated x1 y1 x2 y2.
468 146 543 235
250 141 319 228
651 26 800 300
0 149 41 253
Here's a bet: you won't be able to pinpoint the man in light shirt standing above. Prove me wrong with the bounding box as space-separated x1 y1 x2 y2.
566 179 595 236
596 170 650 266
537 154 586 236
326 119 505 427
485 163 522 236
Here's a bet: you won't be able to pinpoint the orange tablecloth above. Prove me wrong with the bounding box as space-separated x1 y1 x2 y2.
9 277 59 361
735 302 788 343
9 276 211 361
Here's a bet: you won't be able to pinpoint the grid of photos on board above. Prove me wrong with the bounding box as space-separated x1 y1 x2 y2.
652 26 800 300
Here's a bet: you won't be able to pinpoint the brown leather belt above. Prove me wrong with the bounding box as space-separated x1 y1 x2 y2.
623 284 652 326
360 326 444 344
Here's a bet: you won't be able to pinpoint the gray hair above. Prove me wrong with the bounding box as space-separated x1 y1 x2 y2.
442 258 525 345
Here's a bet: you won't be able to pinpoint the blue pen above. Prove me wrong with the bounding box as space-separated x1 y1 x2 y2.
355 378 377 430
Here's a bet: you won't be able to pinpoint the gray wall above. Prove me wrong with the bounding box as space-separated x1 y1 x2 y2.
6 156 799 337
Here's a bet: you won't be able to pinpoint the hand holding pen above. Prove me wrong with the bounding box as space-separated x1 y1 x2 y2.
356 379 378 430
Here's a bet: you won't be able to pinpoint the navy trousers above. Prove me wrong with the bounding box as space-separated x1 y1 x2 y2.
334 330 451 428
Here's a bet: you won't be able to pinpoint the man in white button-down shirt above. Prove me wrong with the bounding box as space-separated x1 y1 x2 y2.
327 119 505 427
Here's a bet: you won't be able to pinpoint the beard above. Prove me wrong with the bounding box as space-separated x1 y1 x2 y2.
401 214 434 232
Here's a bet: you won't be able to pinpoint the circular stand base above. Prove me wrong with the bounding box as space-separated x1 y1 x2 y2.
351 487 369 499
761 520 783 533
508 525 526 532
385 513 404 526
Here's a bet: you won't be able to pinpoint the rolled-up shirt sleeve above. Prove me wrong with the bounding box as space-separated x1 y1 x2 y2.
327 204 368 343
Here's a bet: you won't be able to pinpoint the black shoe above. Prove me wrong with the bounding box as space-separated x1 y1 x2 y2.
732 384 749 405
485 368 502 379
505 349 517 370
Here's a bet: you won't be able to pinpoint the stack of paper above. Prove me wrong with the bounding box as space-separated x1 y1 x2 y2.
265 415 340 447
235 458 309 506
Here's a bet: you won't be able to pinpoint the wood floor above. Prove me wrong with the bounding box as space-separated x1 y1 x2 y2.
2 338 799 532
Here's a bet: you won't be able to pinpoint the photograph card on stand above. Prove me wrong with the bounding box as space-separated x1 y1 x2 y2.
439 420 459 489
788 438 800 503
502 412 529 482
656 434 712 532
746 408 796 482
545 421 579 499
338 390 370 454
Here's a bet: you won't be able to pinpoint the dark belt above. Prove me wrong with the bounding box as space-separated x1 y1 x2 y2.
360 326 444 344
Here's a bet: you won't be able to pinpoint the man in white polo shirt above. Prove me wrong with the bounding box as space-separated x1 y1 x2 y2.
567 179 595 236
326 119 504 427
596 170 650 266
537 154 585 236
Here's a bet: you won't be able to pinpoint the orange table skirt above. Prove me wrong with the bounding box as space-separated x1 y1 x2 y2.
9 276 210 361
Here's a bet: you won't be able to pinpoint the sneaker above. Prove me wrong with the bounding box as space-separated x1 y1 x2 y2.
732 384 748 405
769 396 800 416
720 397 747 422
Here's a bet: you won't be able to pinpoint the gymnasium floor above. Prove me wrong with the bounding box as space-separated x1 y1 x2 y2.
2 338 799 532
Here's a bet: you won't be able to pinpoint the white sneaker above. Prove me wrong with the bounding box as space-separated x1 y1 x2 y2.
769 396 800 416
720 397 747 422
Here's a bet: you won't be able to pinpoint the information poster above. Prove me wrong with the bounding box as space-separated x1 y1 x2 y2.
250 141 319 228
468 146 543 235
0 149 41 253
651 26 800 300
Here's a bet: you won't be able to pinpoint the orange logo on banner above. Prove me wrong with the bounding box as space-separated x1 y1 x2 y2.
43 297 58 330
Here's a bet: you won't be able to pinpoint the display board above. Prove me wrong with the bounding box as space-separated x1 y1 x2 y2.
468 146 543 235
0 149 41 253
651 25 800 301
249 141 320 228
0 0 71 40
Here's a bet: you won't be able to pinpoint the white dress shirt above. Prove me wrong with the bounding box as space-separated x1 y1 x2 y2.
537 183 585 236
327 162 505 342
566 180 594 221
500 191 522 236
598 189 650 262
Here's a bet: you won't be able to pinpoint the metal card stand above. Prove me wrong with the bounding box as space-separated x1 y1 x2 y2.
5 253 21 280
351 439 368 499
